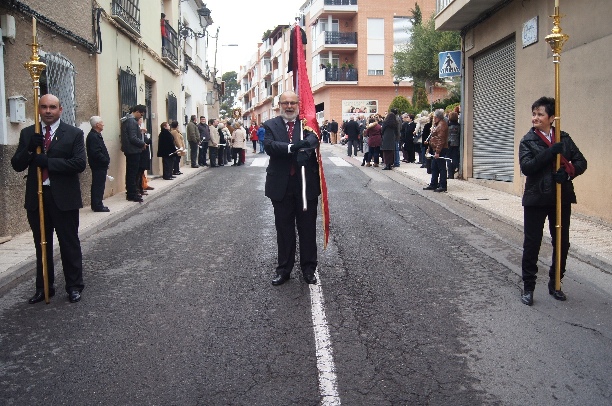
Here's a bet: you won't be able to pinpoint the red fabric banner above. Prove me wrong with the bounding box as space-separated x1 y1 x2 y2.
291 24 330 249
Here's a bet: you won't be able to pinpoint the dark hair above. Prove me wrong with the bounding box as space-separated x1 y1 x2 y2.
390 108 399 115
160 122 168 130
170 120 179 129
130 104 147 114
208 118 215 125
383 111 397 126
531 97 555 117
200 116 206 119
409 114 415 120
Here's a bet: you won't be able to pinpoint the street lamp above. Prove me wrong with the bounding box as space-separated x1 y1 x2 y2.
179 5 213 39
393 80 400 95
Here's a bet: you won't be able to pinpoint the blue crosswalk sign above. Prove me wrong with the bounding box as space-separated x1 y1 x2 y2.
439 51 461 78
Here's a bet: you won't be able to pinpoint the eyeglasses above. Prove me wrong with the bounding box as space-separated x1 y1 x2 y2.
279 101 299 107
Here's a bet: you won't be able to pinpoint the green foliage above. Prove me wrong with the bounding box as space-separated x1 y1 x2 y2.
220 71 239 111
411 2 422 26
389 95 412 114
391 14 461 86
262 29 272 41
413 85 430 112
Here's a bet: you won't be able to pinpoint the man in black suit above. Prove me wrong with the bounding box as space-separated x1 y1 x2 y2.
120 105 147 202
11 94 87 303
86 116 110 212
264 91 321 286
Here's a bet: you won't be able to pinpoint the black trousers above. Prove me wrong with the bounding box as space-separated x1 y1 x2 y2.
199 142 209 166
173 155 181 173
271 176 318 278
209 147 218 166
90 167 107 209
125 153 140 199
232 148 242 164
162 156 174 178
217 146 225 166
522 204 571 291
189 141 199 166
27 187 84 293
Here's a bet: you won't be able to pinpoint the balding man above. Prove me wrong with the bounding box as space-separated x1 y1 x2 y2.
11 94 87 304
86 116 110 212
263 91 321 286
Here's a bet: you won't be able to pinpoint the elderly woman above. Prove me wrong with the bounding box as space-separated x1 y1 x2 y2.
231 120 247 166
217 122 230 166
423 109 449 192
170 120 185 175
380 110 399 170
157 122 176 180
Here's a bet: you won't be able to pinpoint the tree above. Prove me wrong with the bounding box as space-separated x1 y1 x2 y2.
219 71 239 116
391 12 461 86
389 95 411 115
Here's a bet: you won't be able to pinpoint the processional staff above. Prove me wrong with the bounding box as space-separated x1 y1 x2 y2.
23 18 49 303
545 0 569 293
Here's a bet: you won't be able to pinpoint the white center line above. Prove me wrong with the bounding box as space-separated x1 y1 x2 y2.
309 269 341 405
328 157 352 167
250 157 269 166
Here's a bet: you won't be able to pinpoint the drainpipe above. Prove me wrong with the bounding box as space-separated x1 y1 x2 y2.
458 30 465 180
0 29 8 144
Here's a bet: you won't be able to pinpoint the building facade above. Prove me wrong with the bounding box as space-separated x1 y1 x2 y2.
238 0 444 127
0 0 217 239
436 0 610 223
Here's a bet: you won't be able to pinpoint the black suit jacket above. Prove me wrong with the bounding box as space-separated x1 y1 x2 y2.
263 116 320 202
86 129 110 169
11 121 86 211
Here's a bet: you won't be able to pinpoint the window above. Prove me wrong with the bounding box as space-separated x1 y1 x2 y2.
118 67 137 118
319 19 339 33
40 52 77 126
367 18 385 76
393 17 412 52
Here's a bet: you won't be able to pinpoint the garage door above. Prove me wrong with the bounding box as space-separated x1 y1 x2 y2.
472 39 515 181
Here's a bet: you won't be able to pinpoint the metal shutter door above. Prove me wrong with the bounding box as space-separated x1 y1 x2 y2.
472 39 515 181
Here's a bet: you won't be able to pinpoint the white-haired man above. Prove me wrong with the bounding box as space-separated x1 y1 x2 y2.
86 116 110 212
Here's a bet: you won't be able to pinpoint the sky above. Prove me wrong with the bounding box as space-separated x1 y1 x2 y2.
205 0 306 75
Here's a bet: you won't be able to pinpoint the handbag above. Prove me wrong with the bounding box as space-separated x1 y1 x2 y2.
413 134 420 143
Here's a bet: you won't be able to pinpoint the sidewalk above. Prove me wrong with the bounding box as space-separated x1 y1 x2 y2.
332 143 612 273
0 166 204 292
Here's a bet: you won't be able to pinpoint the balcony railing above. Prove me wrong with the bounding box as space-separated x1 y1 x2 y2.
111 0 141 34
325 31 357 45
436 0 454 14
325 67 358 81
162 20 179 67
324 0 357 5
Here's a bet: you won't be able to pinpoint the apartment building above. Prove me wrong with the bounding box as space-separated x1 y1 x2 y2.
238 0 442 127
436 0 610 222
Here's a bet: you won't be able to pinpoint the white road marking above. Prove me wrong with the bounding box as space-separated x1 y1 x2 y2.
309 269 341 405
328 157 352 167
250 157 269 167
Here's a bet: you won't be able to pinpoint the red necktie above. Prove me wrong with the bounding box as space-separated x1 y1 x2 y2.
287 120 295 142
287 121 295 175
42 125 52 182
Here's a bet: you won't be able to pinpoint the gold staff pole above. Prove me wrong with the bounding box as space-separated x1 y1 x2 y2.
24 18 49 303
545 1 569 292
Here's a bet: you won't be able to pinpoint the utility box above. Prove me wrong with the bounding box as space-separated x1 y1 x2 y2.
0 15 16 40
9 96 27 123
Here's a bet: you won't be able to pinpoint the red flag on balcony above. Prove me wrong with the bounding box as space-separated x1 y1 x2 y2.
289 23 330 249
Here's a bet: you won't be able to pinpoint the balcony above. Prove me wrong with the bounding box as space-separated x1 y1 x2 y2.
435 0 503 31
161 21 180 68
309 0 358 20
314 30 357 53
111 0 141 36
325 67 358 81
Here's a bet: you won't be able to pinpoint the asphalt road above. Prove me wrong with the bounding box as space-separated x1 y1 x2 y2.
1 146 611 405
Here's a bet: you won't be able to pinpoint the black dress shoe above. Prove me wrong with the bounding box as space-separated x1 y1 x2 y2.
68 290 81 303
126 196 143 202
272 274 289 286
174 171 183 175
303 274 317 285
434 187 447 192
521 290 534 306
92 206 110 212
548 279 567 301
423 185 437 190
28 288 56 304
191 165 200 168
163 176 174 180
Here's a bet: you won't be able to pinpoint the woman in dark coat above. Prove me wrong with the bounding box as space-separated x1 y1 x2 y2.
157 122 176 180
380 112 399 170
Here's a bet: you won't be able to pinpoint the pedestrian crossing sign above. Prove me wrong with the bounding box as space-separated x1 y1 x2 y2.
439 51 461 78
